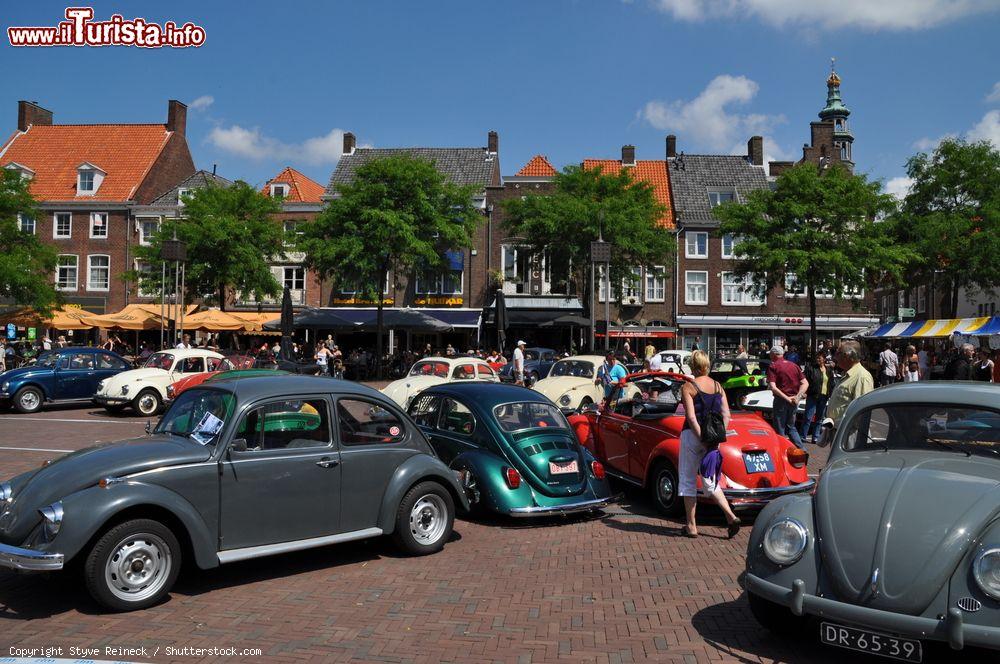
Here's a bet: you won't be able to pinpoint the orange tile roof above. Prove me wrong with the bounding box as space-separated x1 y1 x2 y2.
515 154 558 177
0 124 172 202
263 166 326 203
582 159 674 228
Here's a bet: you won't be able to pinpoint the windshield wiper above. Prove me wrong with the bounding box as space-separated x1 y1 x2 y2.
926 437 972 457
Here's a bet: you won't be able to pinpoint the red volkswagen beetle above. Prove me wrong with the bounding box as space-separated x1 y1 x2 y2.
568 371 814 515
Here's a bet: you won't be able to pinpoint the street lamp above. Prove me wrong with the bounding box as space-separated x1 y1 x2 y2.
591 234 611 353
160 237 187 349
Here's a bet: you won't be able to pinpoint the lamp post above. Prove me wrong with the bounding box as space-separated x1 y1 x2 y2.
160 236 187 348
590 233 610 353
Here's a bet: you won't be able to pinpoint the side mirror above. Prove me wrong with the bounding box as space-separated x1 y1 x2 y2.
230 438 248 453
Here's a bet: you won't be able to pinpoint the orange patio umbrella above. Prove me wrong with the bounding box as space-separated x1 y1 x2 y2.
183 309 247 331
47 305 99 330
89 304 167 331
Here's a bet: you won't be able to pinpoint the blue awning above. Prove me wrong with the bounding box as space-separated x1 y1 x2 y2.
446 250 464 270
301 308 480 329
423 309 480 328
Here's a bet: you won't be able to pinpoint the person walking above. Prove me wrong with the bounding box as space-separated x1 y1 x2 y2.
0 339 6 374
314 341 332 376
175 334 193 350
945 343 976 381
512 340 527 386
877 342 899 388
901 357 921 382
975 348 995 382
678 350 741 539
736 344 748 359
800 353 833 444
766 346 808 449
595 352 627 400
820 340 875 442
644 342 656 361
917 343 931 381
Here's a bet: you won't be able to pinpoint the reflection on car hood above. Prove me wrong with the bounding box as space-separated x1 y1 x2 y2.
533 376 591 399
816 451 1000 615
0 435 211 543
98 367 170 392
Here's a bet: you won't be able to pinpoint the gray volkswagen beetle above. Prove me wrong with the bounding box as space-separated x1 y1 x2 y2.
745 382 1000 660
0 375 468 611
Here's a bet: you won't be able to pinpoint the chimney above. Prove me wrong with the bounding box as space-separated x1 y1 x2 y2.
342 131 356 155
621 145 636 166
665 135 677 159
747 135 764 166
487 130 499 154
166 100 187 136
17 100 53 132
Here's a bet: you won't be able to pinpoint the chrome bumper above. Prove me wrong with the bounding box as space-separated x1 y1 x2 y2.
508 494 618 517
0 542 64 571
746 573 1000 651
93 394 129 405
724 479 815 504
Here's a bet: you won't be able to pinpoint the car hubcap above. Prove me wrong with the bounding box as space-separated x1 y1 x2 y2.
657 471 675 506
20 391 39 410
104 533 171 602
409 494 448 545
138 394 156 414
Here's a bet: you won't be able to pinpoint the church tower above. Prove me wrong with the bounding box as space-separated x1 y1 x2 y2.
818 59 854 168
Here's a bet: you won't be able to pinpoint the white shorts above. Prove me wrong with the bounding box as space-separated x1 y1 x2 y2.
678 429 707 497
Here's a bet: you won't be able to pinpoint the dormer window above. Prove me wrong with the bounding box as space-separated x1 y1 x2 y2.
5 162 34 180
270 184 288 198
177 188 190 206
76 163 105 197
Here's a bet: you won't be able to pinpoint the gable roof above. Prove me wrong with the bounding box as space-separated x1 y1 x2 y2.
263 166 325 203
149 170 233 207
515 155 558 178
582 159 675 228
667 154 768 227
327 147 497 197
0 124 174 202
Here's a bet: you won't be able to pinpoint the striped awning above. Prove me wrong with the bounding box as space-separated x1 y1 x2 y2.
868 317 994 338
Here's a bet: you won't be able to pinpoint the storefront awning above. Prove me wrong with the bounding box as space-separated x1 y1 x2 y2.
867 317 994 338
676 314 879 330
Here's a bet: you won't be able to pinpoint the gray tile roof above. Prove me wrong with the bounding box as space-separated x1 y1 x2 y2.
150 170 233 206
668 155 769 227
326 148 497 197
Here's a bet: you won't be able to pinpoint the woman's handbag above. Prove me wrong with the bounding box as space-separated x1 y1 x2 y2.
697 381 727 448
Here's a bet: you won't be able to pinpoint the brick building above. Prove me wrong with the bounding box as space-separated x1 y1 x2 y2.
1 99 195 315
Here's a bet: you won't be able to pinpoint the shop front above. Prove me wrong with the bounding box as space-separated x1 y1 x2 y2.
676 314 880 356
482 296 588 352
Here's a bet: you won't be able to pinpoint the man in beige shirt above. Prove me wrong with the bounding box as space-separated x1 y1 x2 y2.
822 340 875 436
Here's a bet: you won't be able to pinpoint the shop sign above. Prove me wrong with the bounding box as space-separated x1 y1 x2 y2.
414 296 463 306
331 297 394 306
27 327 36 340
5 323 14 340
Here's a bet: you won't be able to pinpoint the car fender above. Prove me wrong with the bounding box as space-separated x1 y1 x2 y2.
377 454 469 534
51 481 219 569
746 493 820 593
449 449 528 513
9 379 49 400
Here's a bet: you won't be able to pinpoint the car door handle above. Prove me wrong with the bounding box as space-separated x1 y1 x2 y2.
316 458 340 468
620 423 630 431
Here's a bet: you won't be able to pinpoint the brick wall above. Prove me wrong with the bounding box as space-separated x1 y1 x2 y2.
132 132 196 205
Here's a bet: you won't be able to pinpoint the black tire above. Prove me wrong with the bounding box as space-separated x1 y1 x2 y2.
84 518 181 612
747 591 806 636
393 481 454 556
12 386 44 414
649 460 682 516
132 389 161 417
103 404 126 415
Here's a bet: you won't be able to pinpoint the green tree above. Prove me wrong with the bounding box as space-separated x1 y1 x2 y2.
891 138 1000 317
715 163 908 352
130 181 284 310
501 164 674 348
0 169 60 315
297 155 481 378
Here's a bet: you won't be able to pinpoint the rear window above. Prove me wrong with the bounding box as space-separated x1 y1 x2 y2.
493 402 570 432
549 360 594 378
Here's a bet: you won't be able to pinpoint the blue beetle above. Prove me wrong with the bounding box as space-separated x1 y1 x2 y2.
0 347 130 413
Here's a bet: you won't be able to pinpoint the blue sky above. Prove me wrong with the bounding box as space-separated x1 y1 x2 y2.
4 1 999 196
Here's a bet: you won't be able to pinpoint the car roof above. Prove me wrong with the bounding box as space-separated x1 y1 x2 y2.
153 348 224 359
627 370 691 383
421 381 550 406
849 382 1000 411
413 356 490 367
201 374 387 402
554 354 604 363
53 346 112 355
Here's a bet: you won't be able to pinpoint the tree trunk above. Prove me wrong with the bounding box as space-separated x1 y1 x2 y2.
950 282 960 319
808 286 818 357
219 284 227 312
375 262 388 380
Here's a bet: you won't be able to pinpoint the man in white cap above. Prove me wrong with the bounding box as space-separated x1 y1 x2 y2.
513 340 527 386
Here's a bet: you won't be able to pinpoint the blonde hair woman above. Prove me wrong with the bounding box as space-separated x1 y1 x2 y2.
679 350 741 538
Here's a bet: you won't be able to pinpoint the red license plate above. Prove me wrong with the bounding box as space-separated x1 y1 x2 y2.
549 460 578 475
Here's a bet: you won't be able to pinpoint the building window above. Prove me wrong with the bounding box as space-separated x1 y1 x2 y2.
137 217 160 245
707 190 736 208
597 265 609 302
441 270 463 295
87 255 110 291
685 231 708 259
90 212 109 238
78 170 95 193
416 270 462 295
17 213 35 234
501 244 529 294
283 220 303 247
176 188 191 206
917 285 927 314
283 266 304 291
721 234 742 259
135 260 157 298
645 266 665 302
685 271 708 305
721 272 765 306
56 255 78 291
622 267 642 303
53 212 72 238
270 184 288 198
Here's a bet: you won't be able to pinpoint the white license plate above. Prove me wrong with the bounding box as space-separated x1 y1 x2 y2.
820 622 921 662
549 460 578 475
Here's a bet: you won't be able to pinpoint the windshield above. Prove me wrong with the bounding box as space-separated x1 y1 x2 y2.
843 404 1000 459
409 360 449 379
524 350 539 361
493 402 570 432
156 388 236 445
34 351 59 368
549 360 595 378
144 352 175 370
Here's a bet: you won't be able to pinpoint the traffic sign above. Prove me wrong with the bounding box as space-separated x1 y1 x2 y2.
898 307 915 320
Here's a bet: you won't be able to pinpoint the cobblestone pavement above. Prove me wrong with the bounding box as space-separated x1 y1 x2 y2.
0 399 961 663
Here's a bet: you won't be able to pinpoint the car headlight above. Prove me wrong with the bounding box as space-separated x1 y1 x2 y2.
38 501 64 541
121 384 129 395
973 547 1000 600
762 518 808 565
559 394 571 407
1 381 8 392
0 482 12 510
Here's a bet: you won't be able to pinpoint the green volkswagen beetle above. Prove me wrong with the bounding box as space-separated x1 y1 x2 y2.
710 357 770 408
407 383 616 517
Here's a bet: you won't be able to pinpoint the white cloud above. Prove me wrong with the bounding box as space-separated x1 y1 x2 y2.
207 125 349 165
188 95 214 111
967 109 1000 147
884 176 914 200
640 75 785 151
648 0 999 31
986 82 1000 104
